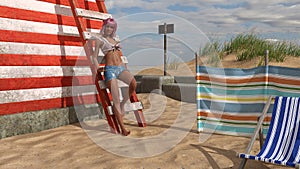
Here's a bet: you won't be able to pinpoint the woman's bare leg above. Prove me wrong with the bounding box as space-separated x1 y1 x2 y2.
106 78 130 136
118 70 137 112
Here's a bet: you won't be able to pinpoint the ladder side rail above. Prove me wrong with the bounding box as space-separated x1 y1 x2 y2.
95 73 120 133
95 0 147 127
68 0 120 133
69 0 97 74
130 92 147 127
95 0 108 13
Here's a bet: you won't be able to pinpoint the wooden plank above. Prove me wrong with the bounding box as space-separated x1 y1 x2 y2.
124 102 143 112
75 8 111 20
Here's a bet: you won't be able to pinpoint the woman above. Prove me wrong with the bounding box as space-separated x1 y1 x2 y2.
93 18 136 136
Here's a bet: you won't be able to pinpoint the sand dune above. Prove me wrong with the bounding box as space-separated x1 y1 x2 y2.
136 55 300 76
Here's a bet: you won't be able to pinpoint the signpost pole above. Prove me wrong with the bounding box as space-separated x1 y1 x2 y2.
158 23 174 76
163 23 167 76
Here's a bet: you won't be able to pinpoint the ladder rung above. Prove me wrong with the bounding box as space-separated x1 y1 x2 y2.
107 106 113 115
124 102 143 112
117 80 129 88
98 80 107 89
75 8 112 20
107 101 143 115
59 32 80 37
83 32 100 40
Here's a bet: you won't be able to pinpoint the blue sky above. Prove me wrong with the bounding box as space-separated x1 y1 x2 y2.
103 0 300 67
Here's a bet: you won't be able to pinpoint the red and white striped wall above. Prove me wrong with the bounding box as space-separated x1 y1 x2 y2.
0 0 106 116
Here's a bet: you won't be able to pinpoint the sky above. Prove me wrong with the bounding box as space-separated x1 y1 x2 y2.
103 0 300 68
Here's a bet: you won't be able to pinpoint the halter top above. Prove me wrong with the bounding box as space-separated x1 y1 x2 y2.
98 36 121 55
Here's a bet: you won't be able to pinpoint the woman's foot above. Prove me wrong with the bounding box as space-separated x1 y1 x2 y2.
122 129 130 136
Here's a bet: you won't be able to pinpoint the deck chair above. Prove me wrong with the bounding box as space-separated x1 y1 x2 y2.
238 96 300 169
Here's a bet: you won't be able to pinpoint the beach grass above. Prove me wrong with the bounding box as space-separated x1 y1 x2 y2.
202 33 300 64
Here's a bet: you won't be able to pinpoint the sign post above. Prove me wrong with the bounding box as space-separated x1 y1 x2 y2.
158 23 174 76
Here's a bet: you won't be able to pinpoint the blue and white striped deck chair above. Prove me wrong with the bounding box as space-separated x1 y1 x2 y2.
238 96 300 169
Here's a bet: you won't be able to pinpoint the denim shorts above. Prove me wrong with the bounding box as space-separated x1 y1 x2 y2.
104 65 126 82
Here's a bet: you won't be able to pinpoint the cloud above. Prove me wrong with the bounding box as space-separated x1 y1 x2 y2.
104 0 300 66
167 4 198 12
109 0 300 32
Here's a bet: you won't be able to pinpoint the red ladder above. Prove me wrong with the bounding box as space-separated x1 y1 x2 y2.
68 0 146 133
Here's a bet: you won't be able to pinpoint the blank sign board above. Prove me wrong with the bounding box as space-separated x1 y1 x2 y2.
158 24 174 34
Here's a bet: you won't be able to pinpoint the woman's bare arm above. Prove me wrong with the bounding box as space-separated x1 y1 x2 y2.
92 39 103 70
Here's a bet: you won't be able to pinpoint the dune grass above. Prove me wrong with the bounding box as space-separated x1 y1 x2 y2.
201 33 300 64
166 56 181 70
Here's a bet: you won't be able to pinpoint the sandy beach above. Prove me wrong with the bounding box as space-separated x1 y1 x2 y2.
0 93 290 169
1 55 298 169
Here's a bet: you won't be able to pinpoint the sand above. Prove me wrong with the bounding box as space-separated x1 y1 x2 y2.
0 93 290 169
1 56 298 169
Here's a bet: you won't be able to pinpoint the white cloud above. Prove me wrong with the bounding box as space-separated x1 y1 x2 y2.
111 0 300 31
103 0 300 66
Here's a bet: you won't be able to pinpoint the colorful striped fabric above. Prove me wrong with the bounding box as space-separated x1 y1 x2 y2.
239 96 300 167
0 0 105 115
197 65 300 136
